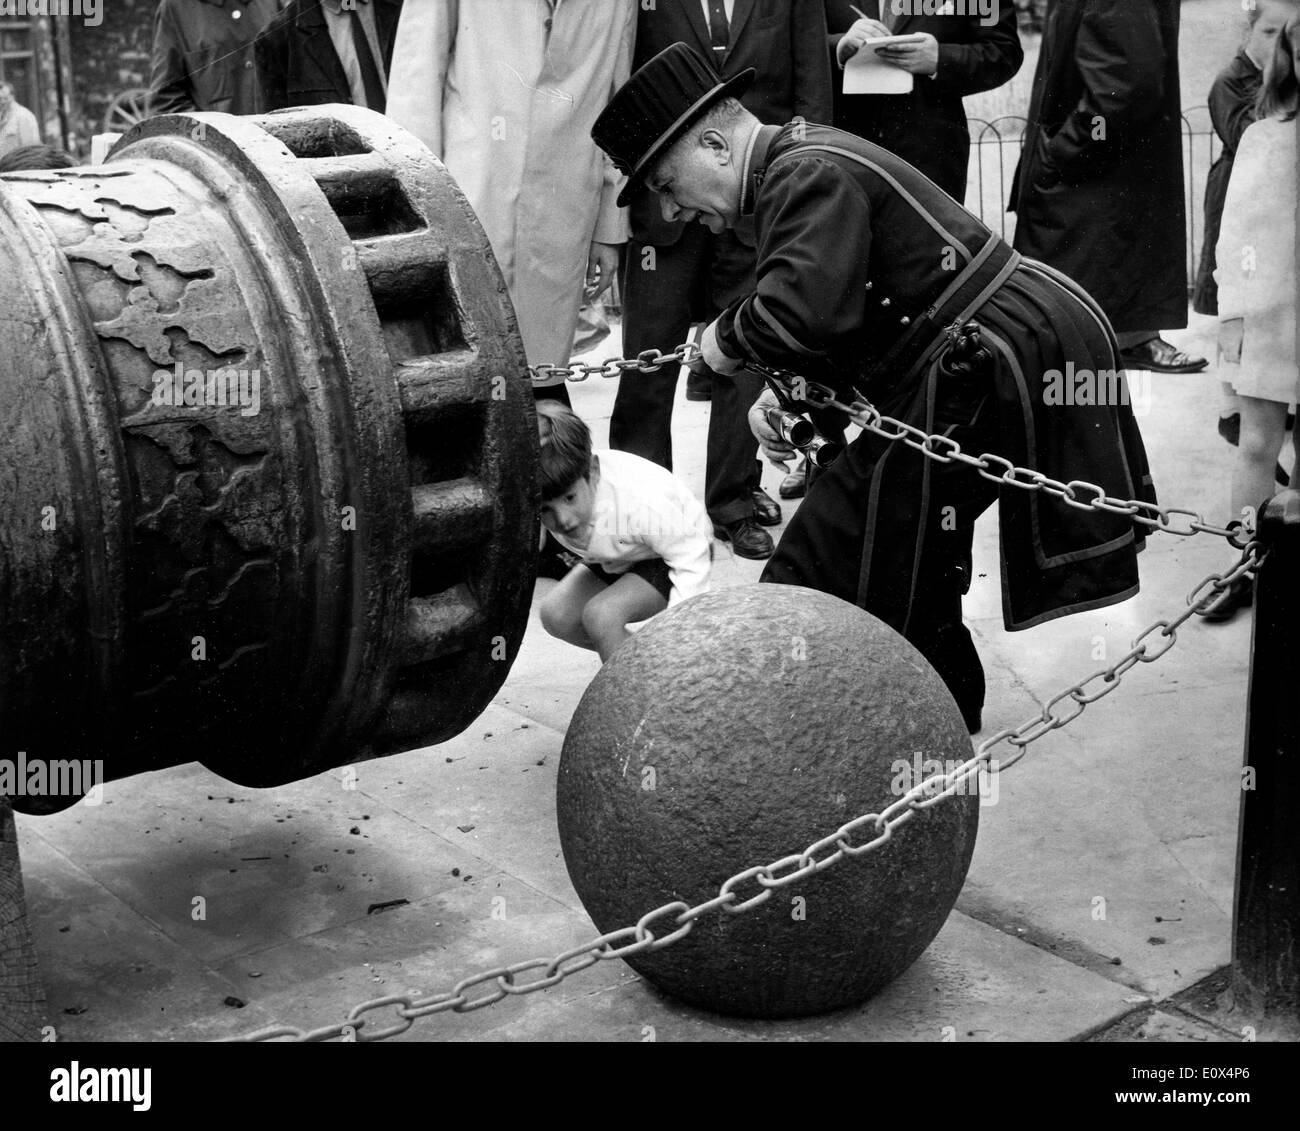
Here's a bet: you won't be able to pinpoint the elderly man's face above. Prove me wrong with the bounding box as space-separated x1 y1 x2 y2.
646 130 743 234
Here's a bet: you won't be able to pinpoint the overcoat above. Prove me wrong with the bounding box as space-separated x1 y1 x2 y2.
1214 117 1298 403
386 0 635 379
1011 0 1187 334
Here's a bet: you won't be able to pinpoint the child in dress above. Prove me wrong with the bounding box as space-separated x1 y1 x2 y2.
1197 2 1276 445
535 401 714 660
1206 3 1300 622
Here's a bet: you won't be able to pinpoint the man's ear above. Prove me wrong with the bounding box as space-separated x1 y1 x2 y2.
589 454 601 480
701 128 731 165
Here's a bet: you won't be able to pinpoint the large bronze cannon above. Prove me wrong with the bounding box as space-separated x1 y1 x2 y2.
0 107 539 814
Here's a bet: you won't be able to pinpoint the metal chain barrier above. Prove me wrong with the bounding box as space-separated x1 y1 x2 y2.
533 347 1251 548
229 355 1264 1042
744 360 1256 548
527 342 701 385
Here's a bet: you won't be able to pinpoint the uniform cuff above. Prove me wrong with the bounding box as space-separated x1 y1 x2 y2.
700 321 742 375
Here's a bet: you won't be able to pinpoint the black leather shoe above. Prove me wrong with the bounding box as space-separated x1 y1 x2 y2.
779 457 808 499
713 518 774 560
751 489 782 526
1120 337 1208 373
1199 576 1254 623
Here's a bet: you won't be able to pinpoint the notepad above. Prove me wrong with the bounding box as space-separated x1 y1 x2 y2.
842 34 925 95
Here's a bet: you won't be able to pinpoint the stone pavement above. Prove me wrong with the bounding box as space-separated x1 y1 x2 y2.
12 308 1277 1043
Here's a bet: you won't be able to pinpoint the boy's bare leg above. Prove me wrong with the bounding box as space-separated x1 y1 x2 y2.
1232 395 1289 521
581 573 668 663
539 565 609 651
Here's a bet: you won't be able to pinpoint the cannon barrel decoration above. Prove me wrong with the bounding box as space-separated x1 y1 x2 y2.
0 106 539 814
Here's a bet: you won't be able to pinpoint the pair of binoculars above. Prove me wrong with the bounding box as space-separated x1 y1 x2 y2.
764 408 843 469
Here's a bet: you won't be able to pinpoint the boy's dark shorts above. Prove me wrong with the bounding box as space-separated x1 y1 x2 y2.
584 558 672 602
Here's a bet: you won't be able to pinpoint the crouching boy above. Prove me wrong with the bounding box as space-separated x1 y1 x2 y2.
536 401 714 661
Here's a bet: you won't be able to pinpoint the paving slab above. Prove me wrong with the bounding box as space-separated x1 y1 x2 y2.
21 761 508 965
1089 1007 1236 1044
379 907 1140 1043
348 705 577 908
206 900 1139 1044
213 872 637 1043
957 672 1245 1001
19 831 256 1042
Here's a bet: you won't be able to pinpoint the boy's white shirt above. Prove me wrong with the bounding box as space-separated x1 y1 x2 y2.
550 449 714 606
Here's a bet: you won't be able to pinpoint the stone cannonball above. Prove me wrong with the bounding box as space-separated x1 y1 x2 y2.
556 584 981 1018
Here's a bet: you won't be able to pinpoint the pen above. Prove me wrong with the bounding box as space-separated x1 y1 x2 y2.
849 4 869 18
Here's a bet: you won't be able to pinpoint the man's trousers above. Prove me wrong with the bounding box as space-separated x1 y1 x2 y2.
615 225 765 526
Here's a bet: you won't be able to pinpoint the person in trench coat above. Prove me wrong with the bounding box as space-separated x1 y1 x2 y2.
386 0 636 402
1010 0 1206 373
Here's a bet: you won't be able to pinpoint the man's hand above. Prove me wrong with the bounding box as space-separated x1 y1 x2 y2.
696 319 743 376
876 33 940 77
836 17 893 66
585 241 621 299
748 386 798 470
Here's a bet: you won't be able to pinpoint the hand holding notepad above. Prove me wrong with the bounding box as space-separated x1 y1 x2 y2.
842 33 928 95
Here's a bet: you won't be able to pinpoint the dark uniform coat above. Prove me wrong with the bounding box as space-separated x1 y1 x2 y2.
711 123 1154 656
822 0 1022 201
1192 51 1262 316
1011 0 1187 334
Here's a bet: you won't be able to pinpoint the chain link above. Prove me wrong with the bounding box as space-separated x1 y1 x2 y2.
535 348 1253 549
228 357 1266 1042
527 342 701 385
793 379 1253 547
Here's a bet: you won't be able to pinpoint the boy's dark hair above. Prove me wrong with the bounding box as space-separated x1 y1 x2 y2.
0 145 76 174
536 400 593 501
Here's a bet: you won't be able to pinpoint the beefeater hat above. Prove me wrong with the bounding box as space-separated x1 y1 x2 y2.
592 42 756 207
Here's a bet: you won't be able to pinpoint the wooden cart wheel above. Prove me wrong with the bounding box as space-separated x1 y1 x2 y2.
100 88 151 134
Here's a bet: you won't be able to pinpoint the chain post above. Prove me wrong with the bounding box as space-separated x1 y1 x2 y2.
1231 489 1300 1026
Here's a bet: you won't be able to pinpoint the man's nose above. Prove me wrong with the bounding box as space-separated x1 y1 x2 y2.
660 196 680 222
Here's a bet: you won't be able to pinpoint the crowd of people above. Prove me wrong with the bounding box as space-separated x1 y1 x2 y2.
2 2 1293 726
